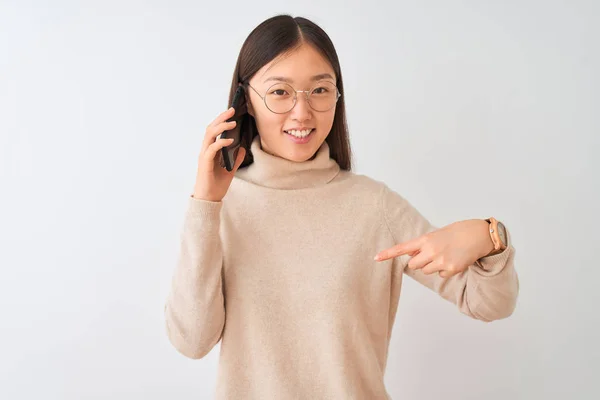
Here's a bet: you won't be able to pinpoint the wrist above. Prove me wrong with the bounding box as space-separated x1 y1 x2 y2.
481 217 509 257
191 185 220 202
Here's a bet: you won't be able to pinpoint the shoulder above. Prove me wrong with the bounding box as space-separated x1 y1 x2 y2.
337 171 408 198
338 172 419 225
333 171 409 208
334 170 385 192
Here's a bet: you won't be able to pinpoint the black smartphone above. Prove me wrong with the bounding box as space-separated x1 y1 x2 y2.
217 86 247 171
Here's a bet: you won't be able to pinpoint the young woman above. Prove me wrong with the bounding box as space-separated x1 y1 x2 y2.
165 14 519 399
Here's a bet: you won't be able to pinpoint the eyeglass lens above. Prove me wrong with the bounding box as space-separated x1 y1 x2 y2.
264 81 339 113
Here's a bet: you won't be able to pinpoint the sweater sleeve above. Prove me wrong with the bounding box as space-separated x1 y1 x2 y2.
164 196 226 359
381 185 519 322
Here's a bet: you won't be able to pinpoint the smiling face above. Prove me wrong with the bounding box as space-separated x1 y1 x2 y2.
245 43 338 162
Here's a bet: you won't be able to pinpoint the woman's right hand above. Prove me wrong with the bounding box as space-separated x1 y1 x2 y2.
192 107 247 202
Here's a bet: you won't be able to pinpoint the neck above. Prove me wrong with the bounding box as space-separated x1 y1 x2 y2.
235 135 341 190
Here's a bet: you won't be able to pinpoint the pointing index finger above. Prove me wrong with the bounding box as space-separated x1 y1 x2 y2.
374 238 421 261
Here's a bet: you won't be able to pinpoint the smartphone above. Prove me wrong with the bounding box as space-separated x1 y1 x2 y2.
217 85 247 171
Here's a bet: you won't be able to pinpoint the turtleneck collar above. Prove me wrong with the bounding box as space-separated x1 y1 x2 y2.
234 135 341 190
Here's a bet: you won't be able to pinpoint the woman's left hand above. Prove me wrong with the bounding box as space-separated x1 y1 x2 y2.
374 219 496 278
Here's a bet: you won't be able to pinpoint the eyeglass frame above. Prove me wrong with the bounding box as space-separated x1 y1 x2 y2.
241 80 342 114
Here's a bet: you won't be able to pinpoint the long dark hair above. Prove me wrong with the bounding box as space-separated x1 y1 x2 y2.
228 14 353 171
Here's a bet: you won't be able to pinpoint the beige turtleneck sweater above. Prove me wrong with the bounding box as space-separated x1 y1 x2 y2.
164 135 519 399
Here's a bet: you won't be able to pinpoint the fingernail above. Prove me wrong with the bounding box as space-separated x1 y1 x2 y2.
374 255 380 261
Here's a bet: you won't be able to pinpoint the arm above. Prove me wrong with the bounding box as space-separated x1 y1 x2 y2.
164 196 226 359
381 185 519 322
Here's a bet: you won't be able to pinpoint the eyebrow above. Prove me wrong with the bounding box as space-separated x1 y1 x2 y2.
263 73 335 84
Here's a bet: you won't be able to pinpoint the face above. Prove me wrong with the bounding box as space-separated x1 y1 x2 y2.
246 43 338 162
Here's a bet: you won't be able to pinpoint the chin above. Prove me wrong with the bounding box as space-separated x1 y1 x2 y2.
287 153 316 162
284 142 323 162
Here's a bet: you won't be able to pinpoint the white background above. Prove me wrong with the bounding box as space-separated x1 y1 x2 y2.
1 0 598 399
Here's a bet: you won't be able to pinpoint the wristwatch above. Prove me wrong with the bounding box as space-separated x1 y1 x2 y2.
485 217 508 256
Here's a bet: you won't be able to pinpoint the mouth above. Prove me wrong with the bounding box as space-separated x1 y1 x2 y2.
284 128 315 144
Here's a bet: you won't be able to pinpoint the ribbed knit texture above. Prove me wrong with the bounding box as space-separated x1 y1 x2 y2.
164 135 519 399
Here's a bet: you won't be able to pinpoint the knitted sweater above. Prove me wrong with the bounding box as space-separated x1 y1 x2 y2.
164 135 519 399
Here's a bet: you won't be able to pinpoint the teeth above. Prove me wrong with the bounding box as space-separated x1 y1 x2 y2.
285 129 313 138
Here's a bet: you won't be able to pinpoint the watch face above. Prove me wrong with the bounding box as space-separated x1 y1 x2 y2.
497 221 507 246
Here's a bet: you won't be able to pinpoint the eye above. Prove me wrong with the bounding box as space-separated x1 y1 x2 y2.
312 87 329 94
271 89 288 96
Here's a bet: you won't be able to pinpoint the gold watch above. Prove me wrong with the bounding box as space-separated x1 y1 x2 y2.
485 217 508 256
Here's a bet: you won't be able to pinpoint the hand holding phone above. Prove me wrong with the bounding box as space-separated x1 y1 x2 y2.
192 105 247 202
217 85 247 171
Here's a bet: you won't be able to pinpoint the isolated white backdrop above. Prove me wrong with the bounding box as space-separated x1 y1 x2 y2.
1 1 598 399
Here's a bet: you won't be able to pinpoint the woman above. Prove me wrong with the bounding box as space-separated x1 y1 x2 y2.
164 14 519 399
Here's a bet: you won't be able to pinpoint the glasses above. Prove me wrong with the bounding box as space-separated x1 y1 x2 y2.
245 80 341 114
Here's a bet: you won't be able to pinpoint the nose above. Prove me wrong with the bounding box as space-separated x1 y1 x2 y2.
290 91 312 121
